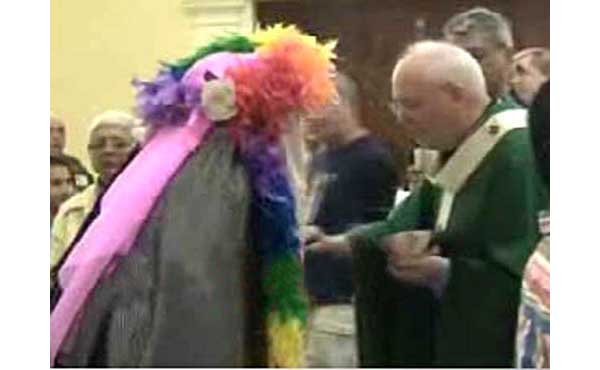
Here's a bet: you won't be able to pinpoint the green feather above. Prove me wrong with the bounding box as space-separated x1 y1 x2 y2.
263 252 308 324
167 34 257 78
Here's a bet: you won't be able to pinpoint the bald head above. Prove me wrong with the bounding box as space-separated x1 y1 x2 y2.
393 41 488 103
513 47 550 76
510 48 550 106
390 41 491 150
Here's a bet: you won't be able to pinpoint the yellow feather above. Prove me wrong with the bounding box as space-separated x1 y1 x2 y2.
267 314 305 368
251 23 337 62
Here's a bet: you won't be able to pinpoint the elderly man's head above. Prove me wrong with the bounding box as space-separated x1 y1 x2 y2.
510 47 550 106
87 111 138 186
50 113 66 156
443 7 514 100
390 41 490 151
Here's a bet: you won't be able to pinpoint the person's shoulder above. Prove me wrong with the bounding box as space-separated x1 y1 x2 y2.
486 106 531 159
56 184 97 218
488 127 534 174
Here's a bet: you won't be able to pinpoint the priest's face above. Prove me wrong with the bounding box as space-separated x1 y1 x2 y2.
391 64 462 151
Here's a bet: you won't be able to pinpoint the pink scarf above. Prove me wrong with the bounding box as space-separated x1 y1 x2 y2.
50 112 212 364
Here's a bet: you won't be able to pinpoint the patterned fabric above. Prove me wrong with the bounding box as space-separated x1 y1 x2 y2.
516 211 550 368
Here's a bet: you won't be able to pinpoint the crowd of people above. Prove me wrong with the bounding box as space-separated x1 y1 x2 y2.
50 6 549 368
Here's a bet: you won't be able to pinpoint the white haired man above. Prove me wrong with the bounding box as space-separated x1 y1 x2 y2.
51 111 139 273
308 41 547 367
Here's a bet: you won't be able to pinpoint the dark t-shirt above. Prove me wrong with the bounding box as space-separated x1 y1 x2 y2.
304 135 397 304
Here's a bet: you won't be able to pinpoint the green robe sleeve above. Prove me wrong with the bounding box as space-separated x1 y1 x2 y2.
348 180 440 246
349 182 442 367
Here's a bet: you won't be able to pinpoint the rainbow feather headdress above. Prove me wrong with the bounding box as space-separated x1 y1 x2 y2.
133 24 337 367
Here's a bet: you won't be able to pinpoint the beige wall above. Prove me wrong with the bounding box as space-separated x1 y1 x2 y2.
51 0 255 168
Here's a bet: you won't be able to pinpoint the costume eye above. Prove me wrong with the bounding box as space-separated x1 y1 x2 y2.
204 70 218 81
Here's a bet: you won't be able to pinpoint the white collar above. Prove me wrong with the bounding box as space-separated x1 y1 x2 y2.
431 108 528 194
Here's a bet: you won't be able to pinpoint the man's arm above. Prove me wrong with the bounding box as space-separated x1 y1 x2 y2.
349 181 440 366
305 179 439 255
348 180 439 248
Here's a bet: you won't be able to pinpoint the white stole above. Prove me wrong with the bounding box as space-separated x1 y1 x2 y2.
429 109 528 232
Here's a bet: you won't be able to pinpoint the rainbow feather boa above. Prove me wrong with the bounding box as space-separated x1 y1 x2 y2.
157 25 336 366
51 24 336 367
241 133 307 366
141 24 336 366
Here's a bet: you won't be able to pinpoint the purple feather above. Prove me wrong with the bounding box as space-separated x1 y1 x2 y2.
238 130 290 200
132 69 200 127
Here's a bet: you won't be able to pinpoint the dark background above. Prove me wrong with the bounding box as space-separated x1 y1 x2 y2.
256 0 550 180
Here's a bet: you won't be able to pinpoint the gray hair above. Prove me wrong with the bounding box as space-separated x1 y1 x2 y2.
443 7 514 49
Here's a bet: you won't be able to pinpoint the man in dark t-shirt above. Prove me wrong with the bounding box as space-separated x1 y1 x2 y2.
303 73 397 367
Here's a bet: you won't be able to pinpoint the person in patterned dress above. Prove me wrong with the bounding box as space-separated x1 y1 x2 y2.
515 81 550 368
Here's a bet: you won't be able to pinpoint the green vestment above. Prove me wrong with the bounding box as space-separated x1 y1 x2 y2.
350 98 548 367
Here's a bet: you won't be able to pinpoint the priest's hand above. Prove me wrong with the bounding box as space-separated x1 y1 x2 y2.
301 225 324 245
305 233 352 255
386 248 450 299
382 230 434 262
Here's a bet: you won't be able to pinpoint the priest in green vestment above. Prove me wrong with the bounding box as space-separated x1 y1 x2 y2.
307 40 547 367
